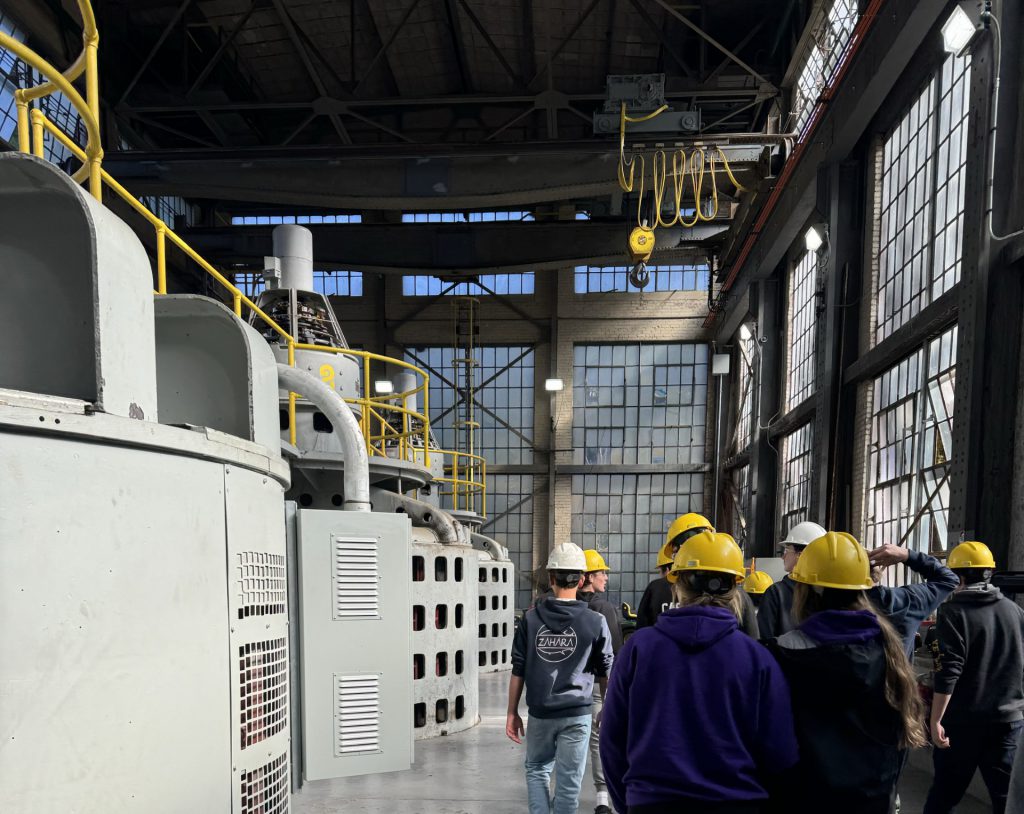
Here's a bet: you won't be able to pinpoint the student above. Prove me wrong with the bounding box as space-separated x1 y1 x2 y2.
743 569 774 610
865 543 958 658
579 549 623 814
768 532 927 813
636 513 712 628
508 543 615 814
599 530 798 813
924 541 1024 814
757 520 826 639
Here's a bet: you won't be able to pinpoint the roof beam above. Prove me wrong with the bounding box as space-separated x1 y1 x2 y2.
650 0 776 91
353 0 424 96
528 0 602 87
117 0 193 105
626 0 695 79
269 0 351 145
455 0 528 90
185 0 256 97
443 0 473 93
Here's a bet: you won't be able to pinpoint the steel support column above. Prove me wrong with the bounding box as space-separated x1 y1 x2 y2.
749 277 780 556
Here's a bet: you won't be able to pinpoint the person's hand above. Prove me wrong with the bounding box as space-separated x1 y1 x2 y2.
869 544 910 569
506 713 525 744
931 719 950 749
595 709 603 729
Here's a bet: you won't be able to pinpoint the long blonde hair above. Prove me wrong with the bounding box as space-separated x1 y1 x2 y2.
792 584 927 749
672 576 746 625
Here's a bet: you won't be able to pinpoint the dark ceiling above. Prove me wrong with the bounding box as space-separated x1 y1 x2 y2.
99 0 805 153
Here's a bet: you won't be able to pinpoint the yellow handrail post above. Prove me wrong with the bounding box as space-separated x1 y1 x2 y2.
287 341 297 447
362 356 371 455
232 291 242 317
155 225 167 294
15 94 29 153
482 458 487 518
30 109 44 158
422 376 431 467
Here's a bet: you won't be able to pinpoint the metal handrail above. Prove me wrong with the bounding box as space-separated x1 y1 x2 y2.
434 449 487 518
0 7 438 469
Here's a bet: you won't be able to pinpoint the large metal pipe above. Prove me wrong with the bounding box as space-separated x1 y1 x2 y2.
370 488 461 544
276 363 370 511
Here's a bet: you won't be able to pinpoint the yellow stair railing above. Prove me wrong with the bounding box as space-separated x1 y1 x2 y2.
0 0 493 484
436 450 487 518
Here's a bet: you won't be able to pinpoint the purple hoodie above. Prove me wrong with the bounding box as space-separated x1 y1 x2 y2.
599 605 799 811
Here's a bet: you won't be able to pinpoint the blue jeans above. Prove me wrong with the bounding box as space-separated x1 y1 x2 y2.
525 713 592 814
924 720 1023 814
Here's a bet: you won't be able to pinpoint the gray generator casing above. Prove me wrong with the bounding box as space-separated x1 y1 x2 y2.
477 552 515 673
296 509 414 779
411 533 480 738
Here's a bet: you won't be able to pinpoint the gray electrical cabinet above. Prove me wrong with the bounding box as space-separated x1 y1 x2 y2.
296 509 413 780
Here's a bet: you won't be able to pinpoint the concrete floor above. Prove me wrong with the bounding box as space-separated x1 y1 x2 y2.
291 672 990 814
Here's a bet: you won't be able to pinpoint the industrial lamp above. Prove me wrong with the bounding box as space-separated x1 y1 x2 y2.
374 380 394 395
739 323 753 342
942 2 985 56
544 378 564 392
804 224 826 252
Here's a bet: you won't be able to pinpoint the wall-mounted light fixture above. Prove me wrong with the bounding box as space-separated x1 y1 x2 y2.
374 380 394 395
942 2 984 56
544 378 564 392
804 224 826 252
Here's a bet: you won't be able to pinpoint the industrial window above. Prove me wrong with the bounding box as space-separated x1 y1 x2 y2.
876 53 970 343
791 0 859 136
405 346 535 465
401 211 533 223
573 264 710 294
572 343 708 466
778 423 814 537
232 270 363 299
230 213 361 225
785 250 819 411
734 327 756 453
139 196 195 229
0 13 86 166
571 473 705 610
865 326 957 580
729 464 752 548
401 273 535 296
481 474 534 612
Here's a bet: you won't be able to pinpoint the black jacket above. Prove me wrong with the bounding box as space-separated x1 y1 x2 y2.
932 585 1024 724
768 610 906 803
578 590 625 655
636 577 674 628
757 575 797 640
636 577 759 640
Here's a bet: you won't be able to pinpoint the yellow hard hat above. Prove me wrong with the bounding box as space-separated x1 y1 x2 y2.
947 541 996 570
744 570 774 595
656 542 674 569
790 531 873 591
666 513 714 547
583 549 610 573
670 531 745 581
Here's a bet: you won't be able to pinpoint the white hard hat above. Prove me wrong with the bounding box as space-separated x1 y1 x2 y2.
546 543 587 571
781 521 827 548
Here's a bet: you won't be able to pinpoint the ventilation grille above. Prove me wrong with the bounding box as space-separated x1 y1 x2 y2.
236 551 286 619
239 638 288 750
240 752 289 814
333 537 379 619
334 673 381 755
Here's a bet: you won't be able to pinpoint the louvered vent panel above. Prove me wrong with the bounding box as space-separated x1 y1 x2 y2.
333 537 380 619
334 674 381 755
239 752 289 814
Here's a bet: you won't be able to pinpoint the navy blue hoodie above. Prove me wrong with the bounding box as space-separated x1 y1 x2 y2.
867 549 958 657
511 597 613 719
769 610 907 804
599 605 798 812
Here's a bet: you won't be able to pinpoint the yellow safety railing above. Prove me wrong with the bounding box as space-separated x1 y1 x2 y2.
435 450 487 518
0 0 446 472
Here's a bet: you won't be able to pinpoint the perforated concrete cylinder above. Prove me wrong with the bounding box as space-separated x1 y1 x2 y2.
411 531 479 738
477 551 515 673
